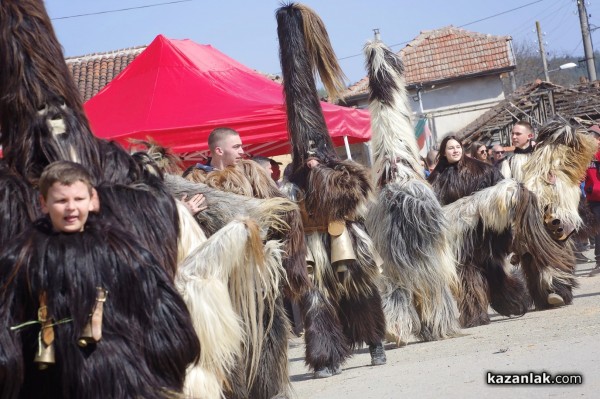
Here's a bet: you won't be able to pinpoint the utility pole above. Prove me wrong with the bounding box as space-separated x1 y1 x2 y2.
536 21 555 115
577 0 597 81
536 21 550 82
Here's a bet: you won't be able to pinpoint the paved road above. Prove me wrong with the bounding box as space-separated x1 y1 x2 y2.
288 254 600 399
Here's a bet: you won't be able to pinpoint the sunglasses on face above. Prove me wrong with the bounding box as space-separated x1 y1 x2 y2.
494 151 505 154
478 150 486 154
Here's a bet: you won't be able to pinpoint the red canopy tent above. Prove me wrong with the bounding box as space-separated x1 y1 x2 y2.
84 35 371 161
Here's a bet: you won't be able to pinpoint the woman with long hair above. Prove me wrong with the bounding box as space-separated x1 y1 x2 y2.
469 141 490 163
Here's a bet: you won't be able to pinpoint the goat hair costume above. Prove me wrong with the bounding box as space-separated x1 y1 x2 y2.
0 1 202 396
276 3 386 374
362 40 460 345
516 120 596 309
165 173 302 399
429 157 532 327
0 218 200 399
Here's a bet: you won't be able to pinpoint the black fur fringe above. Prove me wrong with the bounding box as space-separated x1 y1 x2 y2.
0 0 102 183
276 3 340 171
0 218 199 398
301 288 351 371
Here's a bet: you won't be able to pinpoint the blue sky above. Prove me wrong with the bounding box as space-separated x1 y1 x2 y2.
45 0 600 84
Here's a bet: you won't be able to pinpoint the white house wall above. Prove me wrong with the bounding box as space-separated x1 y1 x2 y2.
350 74 506 146
413 75 506 141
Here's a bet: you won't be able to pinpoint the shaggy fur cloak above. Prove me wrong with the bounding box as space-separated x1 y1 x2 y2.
430 157 531 327
276 2 386 373
362 40 460 345
0 218 199 399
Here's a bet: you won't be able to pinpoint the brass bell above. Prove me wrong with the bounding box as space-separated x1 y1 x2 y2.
34 341 55 369
329 221 356 265
77 321 94 348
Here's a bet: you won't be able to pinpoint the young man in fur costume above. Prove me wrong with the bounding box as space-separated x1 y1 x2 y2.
276 3 387 378
362 40 461 345
501 120 535 181
518 120 597 308
0 161 200 399
184 127 245 180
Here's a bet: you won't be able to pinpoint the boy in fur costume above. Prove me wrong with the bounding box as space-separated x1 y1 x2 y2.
428 136 531 327
0 161 200 399
276 3 387 378
362 40 461 345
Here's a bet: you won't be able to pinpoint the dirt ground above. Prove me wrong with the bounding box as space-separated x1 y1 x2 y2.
287 251 600 399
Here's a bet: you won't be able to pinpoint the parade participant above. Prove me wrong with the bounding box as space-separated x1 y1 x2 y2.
362 40 460 345
501 120 535 181
276 3 386 378
519 120 596 307
0 161 199 398
428 136 531 327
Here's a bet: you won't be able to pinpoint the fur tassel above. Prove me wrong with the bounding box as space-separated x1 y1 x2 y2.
301 288 351 371
176 200 208 264
276 2 344 169
0 168 40 249
363 40 424 184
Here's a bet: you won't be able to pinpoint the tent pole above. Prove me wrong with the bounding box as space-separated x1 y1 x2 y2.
343 135 352 160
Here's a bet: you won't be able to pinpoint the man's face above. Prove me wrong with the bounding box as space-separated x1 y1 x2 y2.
493 147 505 161
41 181 94 233
511 124 532 149
216 134 244 167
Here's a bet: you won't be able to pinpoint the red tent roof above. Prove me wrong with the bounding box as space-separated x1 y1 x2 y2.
84 35 371 159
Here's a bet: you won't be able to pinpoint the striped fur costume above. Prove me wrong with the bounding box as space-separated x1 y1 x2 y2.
362 40 461 344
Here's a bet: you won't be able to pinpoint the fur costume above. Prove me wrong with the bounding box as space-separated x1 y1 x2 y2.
516 120 596 308
165 174 303 398
362 40 461 345
176 219 287 399
430 157 532 327
0 1 201 396
500 145 533 182
276 3 386 374
0 217 200 399
445 178 575 317
188 161 312 398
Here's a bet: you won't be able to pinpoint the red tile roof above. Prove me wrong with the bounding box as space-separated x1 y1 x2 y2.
344 26 515 99
66 46 147 102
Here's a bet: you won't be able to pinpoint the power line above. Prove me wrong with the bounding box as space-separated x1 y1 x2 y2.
339 0 547 62
51 0 193 21
458 0 545 28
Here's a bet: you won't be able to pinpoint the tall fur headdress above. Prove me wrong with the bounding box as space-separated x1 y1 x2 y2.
0 0 102 183
363 40 424 186
275 3 348 170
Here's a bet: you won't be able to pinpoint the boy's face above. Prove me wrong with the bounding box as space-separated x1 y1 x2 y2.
41 181 94 233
